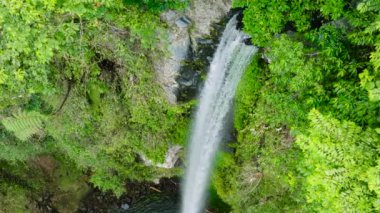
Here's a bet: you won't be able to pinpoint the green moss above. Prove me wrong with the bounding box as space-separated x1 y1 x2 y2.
0 181 30 213
234 55 262 131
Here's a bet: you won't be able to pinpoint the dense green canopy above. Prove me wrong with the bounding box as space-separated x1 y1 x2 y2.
0 0 379 212
0 1 190 211
212 0 379 212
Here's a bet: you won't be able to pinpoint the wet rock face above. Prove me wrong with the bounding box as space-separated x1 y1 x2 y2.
153 0 232 104
153 11 192 104
187 0 232 48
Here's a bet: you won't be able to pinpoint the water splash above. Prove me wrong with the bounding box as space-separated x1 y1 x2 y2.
181 15 258 213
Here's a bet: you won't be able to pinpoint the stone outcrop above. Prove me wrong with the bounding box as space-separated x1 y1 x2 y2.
153 0 232 104
140 145 182 169
153 11 192 104
149 0 233 169
186 0 232 51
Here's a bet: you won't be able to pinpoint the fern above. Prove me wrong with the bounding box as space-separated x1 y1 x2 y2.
1 111 45 141
297 110 379 211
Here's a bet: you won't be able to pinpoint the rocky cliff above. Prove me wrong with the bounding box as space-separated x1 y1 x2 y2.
154 0 232 104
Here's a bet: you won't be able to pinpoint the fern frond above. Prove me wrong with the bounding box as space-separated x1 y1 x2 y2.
1 111 46 141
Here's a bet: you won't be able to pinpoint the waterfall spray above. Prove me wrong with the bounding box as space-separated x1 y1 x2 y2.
181 15 258 213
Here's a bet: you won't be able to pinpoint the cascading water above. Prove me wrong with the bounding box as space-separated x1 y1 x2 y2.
181 15 258 213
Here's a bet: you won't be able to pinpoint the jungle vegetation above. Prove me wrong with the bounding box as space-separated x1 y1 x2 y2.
0 0 379 212
0 0 190 211
213 0 379 212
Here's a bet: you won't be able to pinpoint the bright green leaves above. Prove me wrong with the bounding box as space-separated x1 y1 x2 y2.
236 0 347 46
366 159 380 208
0 69 9 85
234 56 262 131
307 24 349 60
122 6 162 50
211 152 239 207
90 169 126 197
357 0 380 13
0 0 190 199
225 1 380 211
87 80 107 109
123 0 188 12
1 111 46 141
268 36 318 92
0 0 167 111
257 36 321 126
318 0 345 19
360 70 380 102
240 0 289 46
369 87 380 101
297 110 379 211
0 0 58 109
352 0 380 103
349 0 380 75
34 36 58 64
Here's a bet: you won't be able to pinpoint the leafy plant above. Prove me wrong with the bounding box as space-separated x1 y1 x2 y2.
0 0 191 206
297 110 379 211
1 111 46 141
215 1 380 211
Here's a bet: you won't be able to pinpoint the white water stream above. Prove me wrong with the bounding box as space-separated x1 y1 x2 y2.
181 15 258 213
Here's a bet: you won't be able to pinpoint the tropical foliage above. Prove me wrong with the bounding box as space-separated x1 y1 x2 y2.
1 0 379 212
0 0 190 210
212 0 380 212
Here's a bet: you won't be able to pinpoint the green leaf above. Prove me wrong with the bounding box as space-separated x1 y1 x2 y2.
1 111 46 141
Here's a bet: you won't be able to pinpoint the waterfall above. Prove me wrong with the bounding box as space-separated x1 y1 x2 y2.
181 15 258 213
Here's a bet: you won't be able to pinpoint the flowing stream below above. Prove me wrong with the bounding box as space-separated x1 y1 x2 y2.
181 15 258 213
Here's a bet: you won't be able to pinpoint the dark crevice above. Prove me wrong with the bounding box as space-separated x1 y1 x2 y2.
98 59 117 81
176 9 245 102
310 11 329 29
